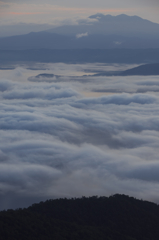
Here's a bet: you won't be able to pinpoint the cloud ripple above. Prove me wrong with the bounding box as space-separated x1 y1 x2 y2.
0 72 159 209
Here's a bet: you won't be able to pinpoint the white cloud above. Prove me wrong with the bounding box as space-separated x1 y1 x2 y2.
114 41 122 45
76 32 88 38
0 64 159 209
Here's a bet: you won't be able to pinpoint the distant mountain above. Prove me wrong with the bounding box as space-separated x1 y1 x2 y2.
0 194 159 240
1 14 159 50
0 23 53 38
93 63 159 76
0 32 159 50
121 63 159 75
1 49 159 65
0 32 72 50
48 14 159 38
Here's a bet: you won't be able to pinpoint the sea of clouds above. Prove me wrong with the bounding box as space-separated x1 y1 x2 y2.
0 63 159 210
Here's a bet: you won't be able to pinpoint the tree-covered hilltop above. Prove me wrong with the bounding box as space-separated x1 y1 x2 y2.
0 194 159 240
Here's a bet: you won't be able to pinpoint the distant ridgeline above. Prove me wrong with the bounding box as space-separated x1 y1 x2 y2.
1 14 159 50
121 63 159 76
1 49 159 66
93 63 159 76
1 194 159 240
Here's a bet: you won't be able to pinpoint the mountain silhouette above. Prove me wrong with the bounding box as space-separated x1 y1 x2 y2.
121 63 159 75
0 14 159 50
48 14 159 38
0 194 159 240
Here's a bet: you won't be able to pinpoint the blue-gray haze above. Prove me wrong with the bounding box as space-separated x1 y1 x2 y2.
0 63 159 209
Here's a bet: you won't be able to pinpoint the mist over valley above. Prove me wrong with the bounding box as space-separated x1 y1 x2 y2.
0 11 159 213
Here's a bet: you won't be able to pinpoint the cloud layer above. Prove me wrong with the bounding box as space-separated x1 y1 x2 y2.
0 64 159 209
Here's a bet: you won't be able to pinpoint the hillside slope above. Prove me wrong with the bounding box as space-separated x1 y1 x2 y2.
121 63 159 75
0 49 159 65
1 14 159 50
48 14 159 38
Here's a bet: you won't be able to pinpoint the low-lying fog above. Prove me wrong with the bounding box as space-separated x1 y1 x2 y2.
0 63 159 210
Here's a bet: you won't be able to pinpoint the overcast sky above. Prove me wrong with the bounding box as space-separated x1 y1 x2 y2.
0 0 159 26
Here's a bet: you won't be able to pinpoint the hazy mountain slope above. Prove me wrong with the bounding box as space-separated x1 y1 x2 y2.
93 63 159 76
1 14 159 50
1 49 159 65
0 23 53 38
121 63 159 75
0 32 72 50
0 32 159 50
0 195 159 240
48 14 159 38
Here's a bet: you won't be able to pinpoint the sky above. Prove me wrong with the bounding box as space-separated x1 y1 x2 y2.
0 63 159 209
0 0 159 27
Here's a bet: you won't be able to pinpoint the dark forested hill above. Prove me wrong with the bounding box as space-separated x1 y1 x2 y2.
0 194 159 240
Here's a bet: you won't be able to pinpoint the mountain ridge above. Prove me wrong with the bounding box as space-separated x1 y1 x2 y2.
47 13 159 38
1 14 159 50
92 63 159 76
0 49 159 65
0 32 159 50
